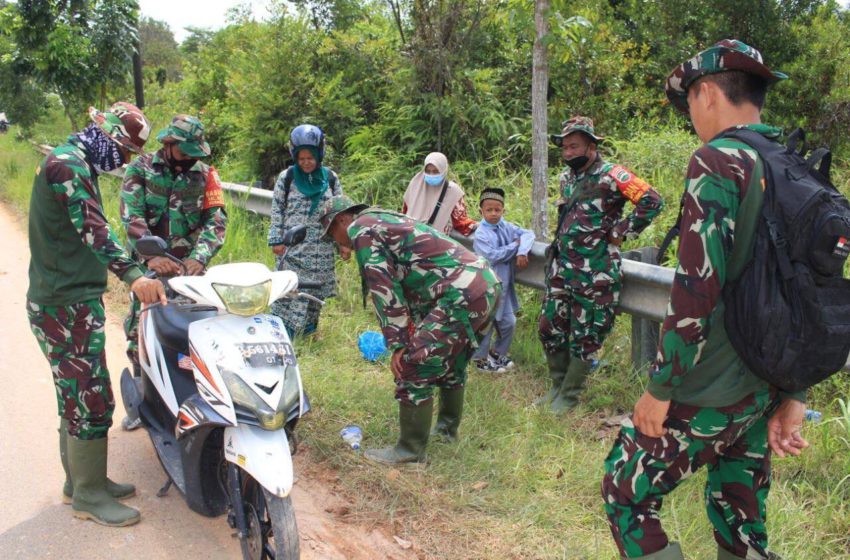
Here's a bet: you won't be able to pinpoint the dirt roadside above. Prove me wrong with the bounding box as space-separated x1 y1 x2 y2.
0 201 416 560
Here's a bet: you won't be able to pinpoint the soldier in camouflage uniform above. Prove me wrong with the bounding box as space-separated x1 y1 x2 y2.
319 195 501 464
119 115 226 430
27 102 166 527
601 40 809 560
538 116 663 413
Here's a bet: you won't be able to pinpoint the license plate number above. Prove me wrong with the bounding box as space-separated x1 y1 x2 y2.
238 342 295 368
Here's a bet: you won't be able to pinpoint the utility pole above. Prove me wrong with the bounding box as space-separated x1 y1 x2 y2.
531 0 550 239
132 38 145 109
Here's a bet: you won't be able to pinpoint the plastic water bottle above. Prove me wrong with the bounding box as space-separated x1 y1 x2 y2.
340 425 363 450
804 409 822 422
358 330 387 362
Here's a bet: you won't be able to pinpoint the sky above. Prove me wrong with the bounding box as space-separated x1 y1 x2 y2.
137 0 275 42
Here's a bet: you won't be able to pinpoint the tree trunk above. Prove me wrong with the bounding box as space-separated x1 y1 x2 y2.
133 39 145 109
531 0 550 240
59 95 78 131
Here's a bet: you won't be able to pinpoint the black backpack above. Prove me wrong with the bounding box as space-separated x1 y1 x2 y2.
660 128 850 393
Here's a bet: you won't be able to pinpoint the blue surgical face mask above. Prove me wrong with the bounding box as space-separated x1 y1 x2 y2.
424 173 444 186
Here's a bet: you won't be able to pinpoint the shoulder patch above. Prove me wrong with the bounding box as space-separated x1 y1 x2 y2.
203 166 226 210
609 164 651 203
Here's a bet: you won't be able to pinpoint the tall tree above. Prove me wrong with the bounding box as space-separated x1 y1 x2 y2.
138 16 182 84
2 0 140 128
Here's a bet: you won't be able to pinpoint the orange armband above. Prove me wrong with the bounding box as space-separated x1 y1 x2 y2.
610 165 651 204
203 166 226 210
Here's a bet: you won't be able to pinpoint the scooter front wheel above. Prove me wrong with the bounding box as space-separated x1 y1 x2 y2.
240 473 299 560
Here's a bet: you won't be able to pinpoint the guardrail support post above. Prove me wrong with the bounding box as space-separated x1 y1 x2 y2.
623 247 661 373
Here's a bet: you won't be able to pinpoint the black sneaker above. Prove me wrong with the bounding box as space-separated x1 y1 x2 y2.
475 357 502 373
490 354 515 371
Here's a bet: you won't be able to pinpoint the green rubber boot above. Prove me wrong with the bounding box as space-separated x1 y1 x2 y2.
431 387 465 442
68 436 140 527
550 357 592 414
534 350 571 407
631 543 685 560
365 400 433 465
59 419 135 504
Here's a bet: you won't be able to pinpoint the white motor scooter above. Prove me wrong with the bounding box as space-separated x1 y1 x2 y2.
121 225 320 560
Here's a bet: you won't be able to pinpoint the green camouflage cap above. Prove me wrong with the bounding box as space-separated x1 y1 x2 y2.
156 114 211 158
665 39 788 113
551 115 604 147
89 102 151 154
318 195 369 239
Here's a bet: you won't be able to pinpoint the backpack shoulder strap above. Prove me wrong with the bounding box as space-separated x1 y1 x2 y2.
281 166 295 215
718 128 798 280
656 191 686 265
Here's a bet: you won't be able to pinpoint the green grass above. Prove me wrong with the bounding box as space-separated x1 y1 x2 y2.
3 119 849 560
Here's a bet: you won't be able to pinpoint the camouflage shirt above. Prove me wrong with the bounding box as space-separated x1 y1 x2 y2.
647 124 802 406
120 150 227 264
28 136 143 305
555 157 663 281
349 210 498 351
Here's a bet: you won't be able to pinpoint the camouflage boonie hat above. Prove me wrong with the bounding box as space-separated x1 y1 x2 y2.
89 101 151 154
551 116 604 147
665 39 788 113
318 195 368 239
156 114 211 158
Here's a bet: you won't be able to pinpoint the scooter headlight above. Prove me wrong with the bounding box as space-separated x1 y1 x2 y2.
277 366 301 415
220 368 283 429
220 367 293 431
212 281 271 316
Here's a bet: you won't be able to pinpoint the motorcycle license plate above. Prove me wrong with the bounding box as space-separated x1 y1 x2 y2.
238 342 296 368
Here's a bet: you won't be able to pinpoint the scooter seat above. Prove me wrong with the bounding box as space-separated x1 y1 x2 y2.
151 304 218 355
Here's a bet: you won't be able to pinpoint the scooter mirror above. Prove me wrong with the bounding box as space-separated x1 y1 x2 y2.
280 224 308 247
136 236 169 258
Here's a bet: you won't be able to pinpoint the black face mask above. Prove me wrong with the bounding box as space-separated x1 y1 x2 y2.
165 146 198 173
565 155 590 171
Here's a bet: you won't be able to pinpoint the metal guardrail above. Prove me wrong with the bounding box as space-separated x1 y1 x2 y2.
28 143 848 371
220 184 675 321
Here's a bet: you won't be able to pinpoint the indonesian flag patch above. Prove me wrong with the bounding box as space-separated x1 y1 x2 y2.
834 236 849 259
203 165 226 210
609 165 651 203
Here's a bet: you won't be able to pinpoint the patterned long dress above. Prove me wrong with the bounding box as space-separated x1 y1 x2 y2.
267 166 342 335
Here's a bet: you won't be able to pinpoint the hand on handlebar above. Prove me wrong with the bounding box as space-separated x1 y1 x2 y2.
130 276 168 306
272 244 287 256
146 256 182 276
183 258 205 276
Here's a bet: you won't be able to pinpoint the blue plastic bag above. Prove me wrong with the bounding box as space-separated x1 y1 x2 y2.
358 330 387 362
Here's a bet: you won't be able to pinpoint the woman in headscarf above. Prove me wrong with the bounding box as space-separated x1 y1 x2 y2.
402 152 477 236
268 124 343 336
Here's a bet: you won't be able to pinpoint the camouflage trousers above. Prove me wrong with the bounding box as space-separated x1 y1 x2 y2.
124 296 141 369
396 282 501 405
538 261 620 360
26 298 115 440
601 389 780 559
